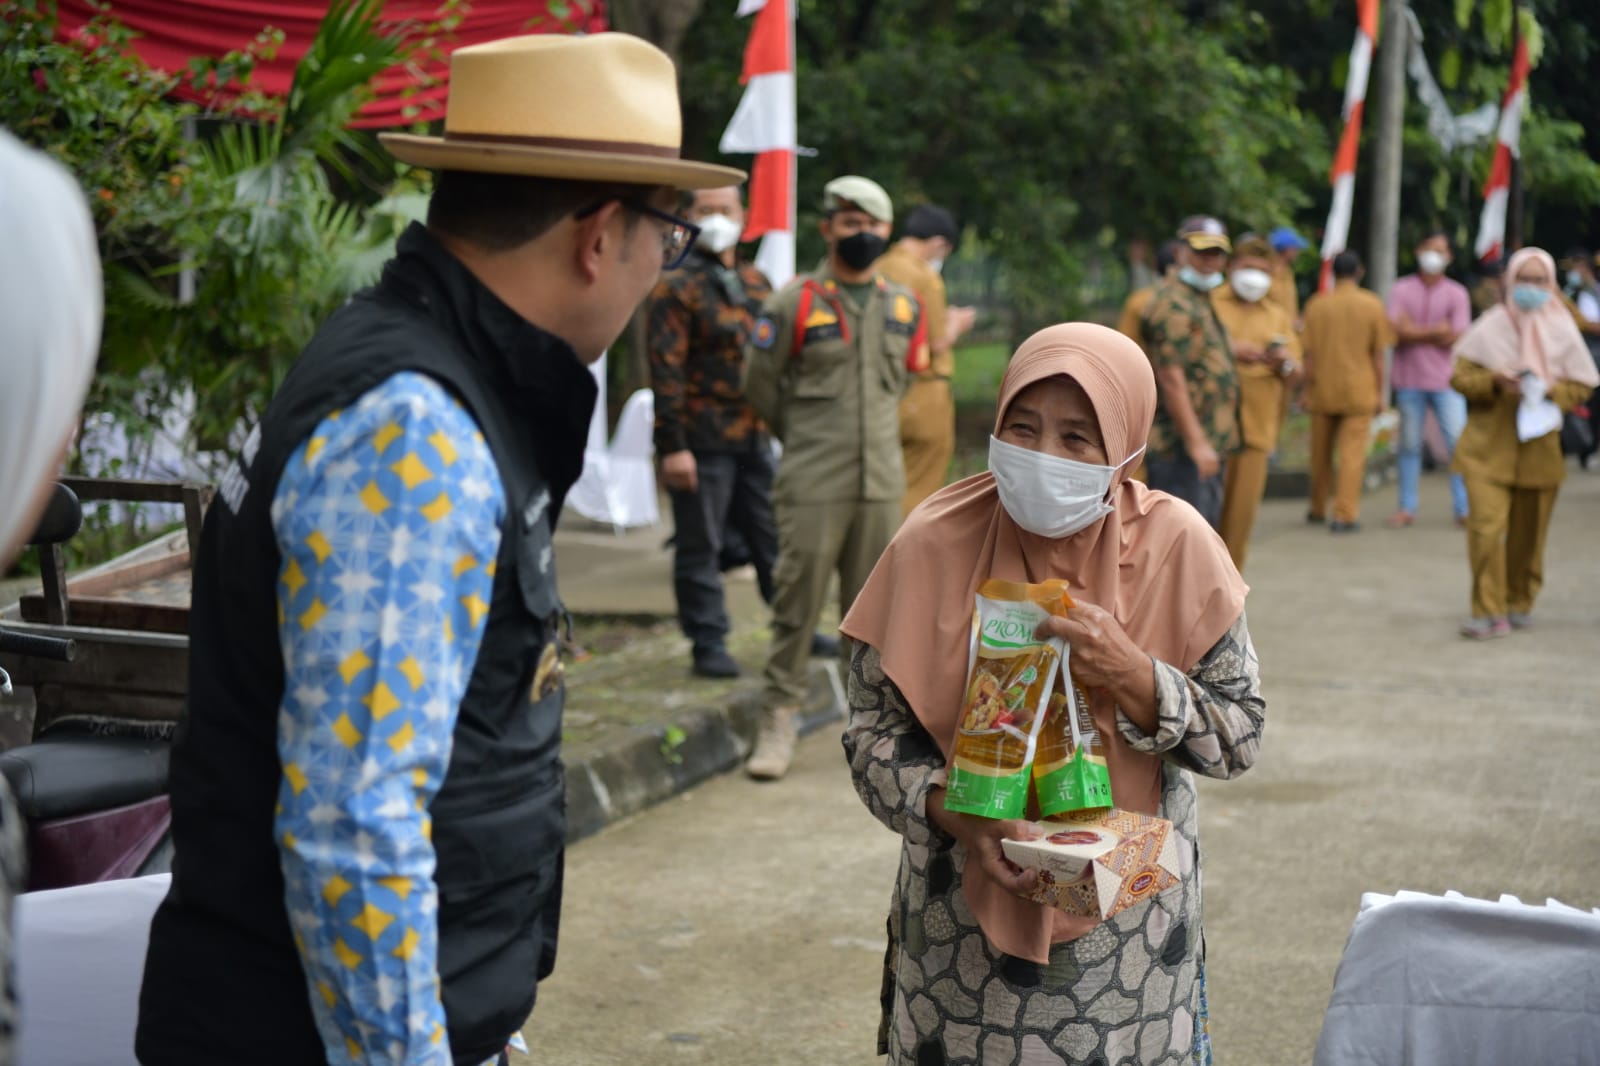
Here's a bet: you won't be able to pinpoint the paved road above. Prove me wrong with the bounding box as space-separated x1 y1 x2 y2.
521 470 1600 1065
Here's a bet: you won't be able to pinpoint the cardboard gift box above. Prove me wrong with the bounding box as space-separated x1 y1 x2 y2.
999 808 1181 920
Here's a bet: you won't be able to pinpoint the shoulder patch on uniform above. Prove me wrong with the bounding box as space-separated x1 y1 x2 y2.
753 317 777 349
893 293 915 324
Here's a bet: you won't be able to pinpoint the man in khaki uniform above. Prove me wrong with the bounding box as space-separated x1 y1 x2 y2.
1212 234 1302 570
742 176 928 779
1268 226 1308 323
877 203 977 515
1302 250 1394 530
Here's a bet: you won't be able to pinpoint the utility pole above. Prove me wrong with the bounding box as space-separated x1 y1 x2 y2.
1507 0 1524 253
1368 0 1409 300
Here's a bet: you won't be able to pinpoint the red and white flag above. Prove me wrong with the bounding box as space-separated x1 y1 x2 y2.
1473 33 1530 263
1319 0 1378 293
720 0 797 287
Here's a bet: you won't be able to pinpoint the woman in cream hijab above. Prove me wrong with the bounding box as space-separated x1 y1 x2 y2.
841 324 1263 1065
1450 246 1599 639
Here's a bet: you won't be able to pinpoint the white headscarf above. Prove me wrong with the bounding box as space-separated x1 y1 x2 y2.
0 130 101 562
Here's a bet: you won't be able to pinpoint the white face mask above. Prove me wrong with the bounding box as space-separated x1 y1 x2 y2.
1417 250 1448 276
988 435 1145 540
1230 267 1273 303
928 257 945 275
694 213 742 255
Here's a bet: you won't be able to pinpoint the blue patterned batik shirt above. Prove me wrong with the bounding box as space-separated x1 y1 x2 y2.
270 372 507 1066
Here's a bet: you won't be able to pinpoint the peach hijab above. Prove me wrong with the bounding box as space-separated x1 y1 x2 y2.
841 323 1247 964
1455 247 1599 388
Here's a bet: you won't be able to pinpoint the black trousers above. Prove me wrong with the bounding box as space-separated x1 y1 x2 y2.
1146 449 1227 530
669 448 779 652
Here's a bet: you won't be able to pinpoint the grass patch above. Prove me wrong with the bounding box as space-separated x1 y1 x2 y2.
951 342 1012 407
948 340 1011 483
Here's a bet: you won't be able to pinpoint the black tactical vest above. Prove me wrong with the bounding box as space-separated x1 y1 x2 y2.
137 224 595 1065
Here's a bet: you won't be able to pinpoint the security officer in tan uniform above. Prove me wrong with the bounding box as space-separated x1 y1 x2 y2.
742 175 929 779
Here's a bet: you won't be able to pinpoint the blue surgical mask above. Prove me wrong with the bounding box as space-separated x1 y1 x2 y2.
1512 284 1551 312
1179 266 1224 292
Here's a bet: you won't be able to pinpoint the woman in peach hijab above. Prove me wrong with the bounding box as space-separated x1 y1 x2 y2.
841 323 1263 1066
1450 246 1600 639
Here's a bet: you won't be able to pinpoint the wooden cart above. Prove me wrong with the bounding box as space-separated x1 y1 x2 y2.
0 478 210 741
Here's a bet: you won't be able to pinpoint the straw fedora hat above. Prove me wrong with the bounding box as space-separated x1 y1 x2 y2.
380 33 746 190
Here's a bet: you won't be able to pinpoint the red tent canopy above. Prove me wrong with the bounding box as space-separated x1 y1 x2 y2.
54 1 608 128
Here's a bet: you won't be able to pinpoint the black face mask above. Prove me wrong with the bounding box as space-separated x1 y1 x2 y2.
836 230 887 271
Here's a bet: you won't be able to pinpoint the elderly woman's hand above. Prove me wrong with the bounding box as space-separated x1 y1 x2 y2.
1036 603 1148 690
927 789 1041 897
1035 602 1159 734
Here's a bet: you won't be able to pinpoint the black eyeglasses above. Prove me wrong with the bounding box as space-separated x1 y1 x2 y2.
575 199 702 270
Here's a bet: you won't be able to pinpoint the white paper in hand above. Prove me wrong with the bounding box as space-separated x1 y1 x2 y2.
1516 398 1562 442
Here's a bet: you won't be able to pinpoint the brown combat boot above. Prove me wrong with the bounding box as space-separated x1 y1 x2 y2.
744 705 799 781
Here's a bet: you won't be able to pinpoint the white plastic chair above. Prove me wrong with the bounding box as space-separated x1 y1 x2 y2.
16 874 170 1066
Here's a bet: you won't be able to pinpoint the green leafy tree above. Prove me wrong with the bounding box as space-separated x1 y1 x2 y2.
1219 0 1600 261
1 0 430 460
677 0 1328 334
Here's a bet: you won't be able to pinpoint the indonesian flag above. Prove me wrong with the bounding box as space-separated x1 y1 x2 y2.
1474 33 1530 263
720 0 796 287
1319 0 1378 293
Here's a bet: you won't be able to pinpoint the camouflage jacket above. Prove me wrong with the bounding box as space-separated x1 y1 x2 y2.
1138 278 1240 456
646 249 773 454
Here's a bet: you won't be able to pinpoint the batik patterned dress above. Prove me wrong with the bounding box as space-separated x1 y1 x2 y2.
843 614 1263 1066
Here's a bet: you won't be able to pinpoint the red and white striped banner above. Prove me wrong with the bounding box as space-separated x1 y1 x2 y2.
1473 32 1530 264
719 0 797 287
1319 0 1379 293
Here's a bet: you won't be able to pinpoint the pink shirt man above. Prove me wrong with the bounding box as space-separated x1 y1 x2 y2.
1387 273 1472 392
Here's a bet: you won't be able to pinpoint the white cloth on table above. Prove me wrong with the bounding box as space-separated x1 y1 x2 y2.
15 874 169 1066
1314 889 1600 1066
565 353 660 531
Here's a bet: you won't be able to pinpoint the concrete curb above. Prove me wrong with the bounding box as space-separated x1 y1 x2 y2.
564 659 845 843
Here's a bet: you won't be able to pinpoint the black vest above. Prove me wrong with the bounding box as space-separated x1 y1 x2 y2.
137 225 596 1066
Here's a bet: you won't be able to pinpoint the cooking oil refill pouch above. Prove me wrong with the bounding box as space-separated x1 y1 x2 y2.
944 579 1073 819
1034 672 1113 817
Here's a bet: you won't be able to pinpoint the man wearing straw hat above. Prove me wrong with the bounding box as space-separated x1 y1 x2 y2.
137 33 744 1066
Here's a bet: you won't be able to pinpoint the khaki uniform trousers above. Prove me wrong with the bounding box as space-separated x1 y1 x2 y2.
899 377 955 516
763 497 899 709
1218 374 1285 571
1463 478 1559 620
1219 448 1268 570
1309 413 1372 523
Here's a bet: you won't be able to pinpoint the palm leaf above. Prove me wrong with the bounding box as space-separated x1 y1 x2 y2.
283 0 411 169
106 263 183 314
